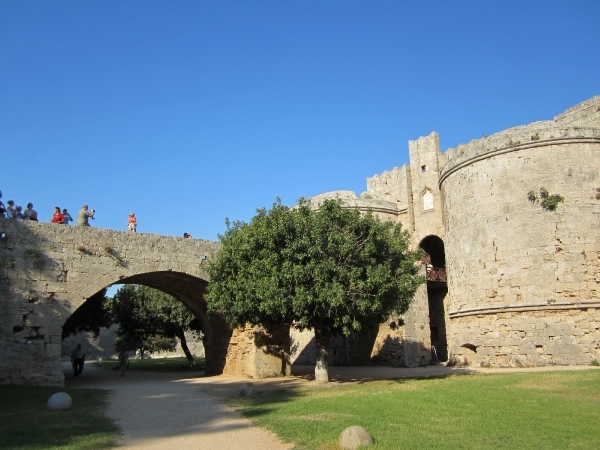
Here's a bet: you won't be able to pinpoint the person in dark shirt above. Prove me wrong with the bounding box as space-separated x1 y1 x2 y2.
71 344 86 377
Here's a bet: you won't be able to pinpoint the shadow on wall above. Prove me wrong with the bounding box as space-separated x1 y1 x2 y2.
253 323 292 376
291 327 378 367
372 336 433 367
0 218 75 385
292 332 434 369
291 327 433 368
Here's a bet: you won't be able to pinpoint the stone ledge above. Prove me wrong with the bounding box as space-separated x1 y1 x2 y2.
439 135 600 186
449 300 600 318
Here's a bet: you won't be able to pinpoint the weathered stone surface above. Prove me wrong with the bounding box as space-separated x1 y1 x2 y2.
47 392 72 410
0 221 289 386
223 323 290 378
339 426 374 449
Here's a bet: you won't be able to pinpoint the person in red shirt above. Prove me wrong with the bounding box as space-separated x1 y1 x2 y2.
127 212 137 232
51 207 64 224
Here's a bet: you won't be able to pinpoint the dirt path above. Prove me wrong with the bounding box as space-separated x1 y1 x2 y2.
64 363 292 450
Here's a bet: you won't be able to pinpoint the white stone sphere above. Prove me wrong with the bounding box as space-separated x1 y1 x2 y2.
339 426 374 449
238 382 255 396
47 392 73 411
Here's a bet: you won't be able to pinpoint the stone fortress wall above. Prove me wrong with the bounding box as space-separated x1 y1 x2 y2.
2 97 598 387
299 95 600 368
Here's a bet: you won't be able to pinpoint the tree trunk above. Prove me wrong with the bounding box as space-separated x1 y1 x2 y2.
314 325 331 383
177 331 195 367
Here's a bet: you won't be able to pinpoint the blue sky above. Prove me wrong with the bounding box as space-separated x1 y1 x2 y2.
1 1 599 240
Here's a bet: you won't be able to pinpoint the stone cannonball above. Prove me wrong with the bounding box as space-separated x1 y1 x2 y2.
47 392 73 411
238 382 255 396
339 425 374 449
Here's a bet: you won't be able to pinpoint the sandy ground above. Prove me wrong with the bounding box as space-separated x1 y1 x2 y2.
64 363 292 450
65 362 599 449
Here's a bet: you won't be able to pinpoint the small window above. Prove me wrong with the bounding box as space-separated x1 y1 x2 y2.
421 165 427 172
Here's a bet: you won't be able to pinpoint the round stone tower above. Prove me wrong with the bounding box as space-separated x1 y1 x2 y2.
439 96 600 367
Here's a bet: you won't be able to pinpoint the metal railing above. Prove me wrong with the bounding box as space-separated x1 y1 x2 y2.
426 266 446 283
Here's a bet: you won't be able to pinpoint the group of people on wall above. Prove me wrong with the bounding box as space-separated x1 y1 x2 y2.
0 190 137 232
0 192 39 221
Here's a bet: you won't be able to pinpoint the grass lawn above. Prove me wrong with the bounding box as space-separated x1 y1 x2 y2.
226 370 600 449
98 356 205 372
0 386 120 450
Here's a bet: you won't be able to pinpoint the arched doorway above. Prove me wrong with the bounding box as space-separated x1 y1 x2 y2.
419 235 448 362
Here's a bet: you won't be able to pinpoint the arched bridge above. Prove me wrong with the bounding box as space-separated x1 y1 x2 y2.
0 219 289 386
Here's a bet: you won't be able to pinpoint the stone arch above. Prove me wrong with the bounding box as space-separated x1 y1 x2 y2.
419 235 446 268
1 218 290 386
72 270 231 376
418 235 448 361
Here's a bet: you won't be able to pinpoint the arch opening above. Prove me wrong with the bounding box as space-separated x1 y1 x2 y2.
62 271 232 376
419 235 448 362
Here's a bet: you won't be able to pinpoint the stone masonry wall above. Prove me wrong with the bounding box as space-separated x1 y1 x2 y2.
223 324 290 378
0 219 220 385
408 132 445 242
441 120 600 366
366 166 411 212
0 220 290 386
451 309 600 367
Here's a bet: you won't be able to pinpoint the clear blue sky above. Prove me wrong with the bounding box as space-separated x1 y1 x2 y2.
1 1 598 240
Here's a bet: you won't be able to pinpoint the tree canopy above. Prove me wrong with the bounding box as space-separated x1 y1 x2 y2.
207 198 424 382
104 285 203 366
62 288 111 340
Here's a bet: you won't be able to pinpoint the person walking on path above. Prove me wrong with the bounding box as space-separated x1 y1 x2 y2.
118 350 129 377
71 344 86 377
51 207 64 224
62 208 73 225
127 213 137 232
23 203 38 221
76 204 95 226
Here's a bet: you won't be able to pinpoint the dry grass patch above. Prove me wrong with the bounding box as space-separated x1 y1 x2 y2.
293 412 354 422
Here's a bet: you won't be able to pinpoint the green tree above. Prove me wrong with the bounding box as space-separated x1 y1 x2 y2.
207 199 424 382
62 288 111 340
105 285 202 366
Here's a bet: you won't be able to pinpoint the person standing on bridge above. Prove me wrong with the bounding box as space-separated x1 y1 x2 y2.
51 207 64 224
62 208 73 225
23 203 38 221
0 191 6 217
76 204 95 226
6 200 16 218
127 212 137 232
